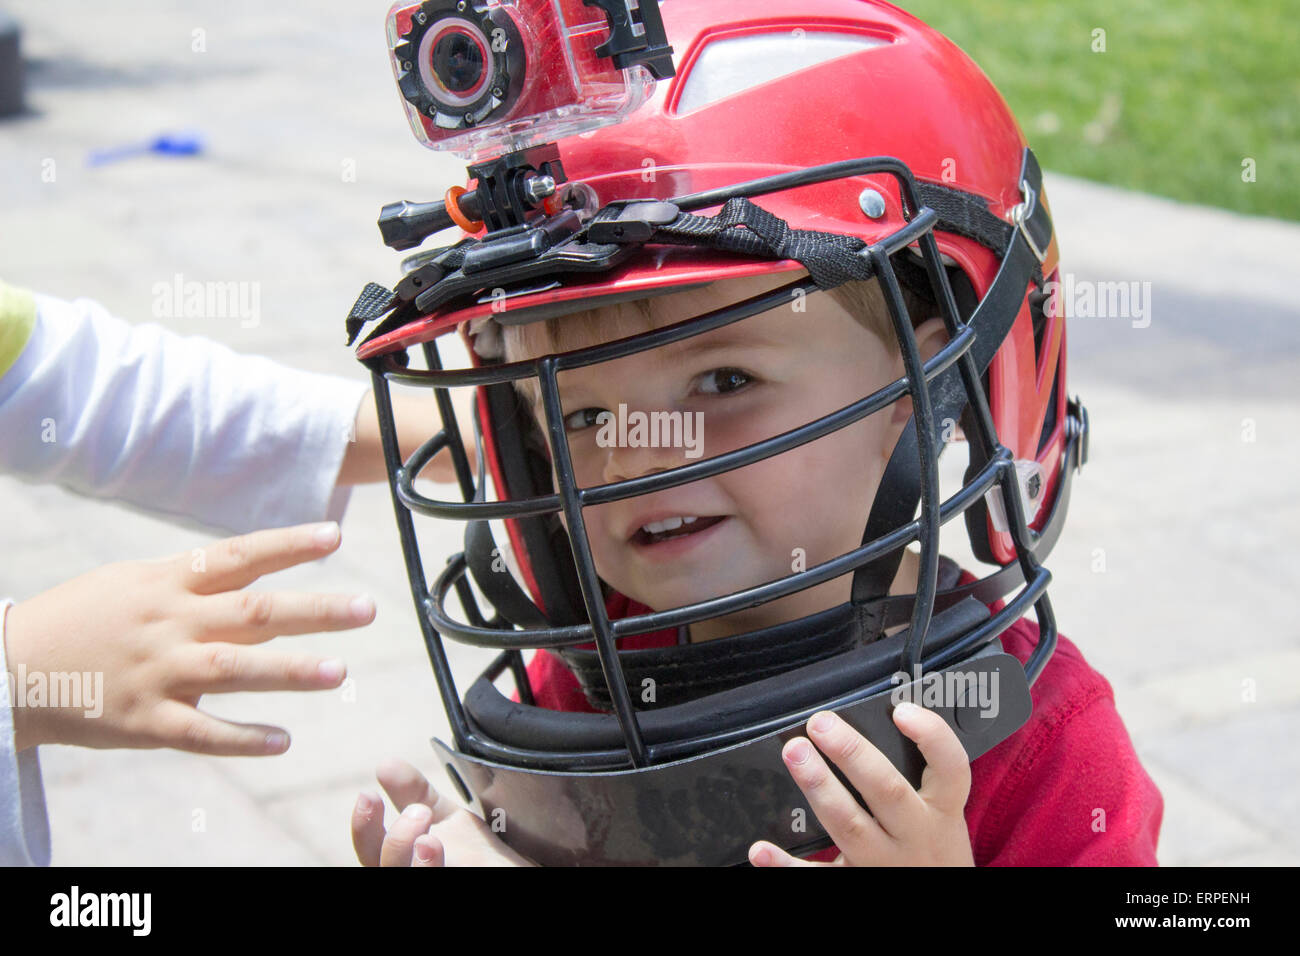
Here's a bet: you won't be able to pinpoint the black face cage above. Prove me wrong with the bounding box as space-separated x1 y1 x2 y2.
356 149 1088 866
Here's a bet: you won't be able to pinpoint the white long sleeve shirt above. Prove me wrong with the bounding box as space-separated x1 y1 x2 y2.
0 280 369 865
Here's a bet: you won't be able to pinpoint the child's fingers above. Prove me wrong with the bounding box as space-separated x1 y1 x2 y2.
377 756 458 823
352 792 387 867
196 590 375 642
152 701 292 756
806 710 925 839
167 643 342 695
781 735 886 862
173 643 347 695
380 803 435 867
433 810 535 866
748 841 821 867
181 523 342 595
413 833 445 867
893 702 972 813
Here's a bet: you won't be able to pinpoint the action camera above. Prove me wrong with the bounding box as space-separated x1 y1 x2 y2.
387 0 673 159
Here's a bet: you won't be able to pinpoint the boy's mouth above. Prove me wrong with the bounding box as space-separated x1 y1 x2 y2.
630 514 728 548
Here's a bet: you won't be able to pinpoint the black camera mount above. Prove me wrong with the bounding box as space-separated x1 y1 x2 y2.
354 138 620 347
378 141 570 250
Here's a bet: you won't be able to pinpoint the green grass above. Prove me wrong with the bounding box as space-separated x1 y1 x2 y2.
896 0 1300 220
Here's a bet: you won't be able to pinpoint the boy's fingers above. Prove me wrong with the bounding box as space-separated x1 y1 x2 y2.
377 757 458 824
433 811 535 866
352 792 386 867
154 702 292 757
748 841 820 867
197 590 375 642
413 833 445 867
781 735 886 863
806 710 924 839
894 703 972 813
380 803 435 867
181 523 342 594
174 643 347 695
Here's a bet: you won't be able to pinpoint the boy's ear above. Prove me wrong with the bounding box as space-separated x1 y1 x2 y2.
886 316 952 435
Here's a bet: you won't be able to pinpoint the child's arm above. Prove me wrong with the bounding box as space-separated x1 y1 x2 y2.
0 283 473 534
336 388 479 488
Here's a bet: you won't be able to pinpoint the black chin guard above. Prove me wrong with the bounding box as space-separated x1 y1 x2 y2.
438 639 1030 866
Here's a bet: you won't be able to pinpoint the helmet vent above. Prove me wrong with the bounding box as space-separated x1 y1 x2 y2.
675 30 888 114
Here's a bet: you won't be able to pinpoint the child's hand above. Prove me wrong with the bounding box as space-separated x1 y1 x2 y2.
351 757 534 866
749 704 975 866
3 522 371 755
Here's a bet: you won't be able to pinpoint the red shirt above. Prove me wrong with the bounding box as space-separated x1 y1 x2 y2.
522 571 1164 866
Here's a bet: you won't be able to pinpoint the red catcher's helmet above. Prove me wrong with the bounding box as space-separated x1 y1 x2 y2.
351 0 1089 866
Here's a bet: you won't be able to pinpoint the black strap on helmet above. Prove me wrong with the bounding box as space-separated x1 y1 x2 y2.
557 556 963 711
463 588 991 757
850 149 1054 615
463 380 587 628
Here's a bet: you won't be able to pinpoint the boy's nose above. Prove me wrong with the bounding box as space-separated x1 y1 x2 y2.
601 430 691 486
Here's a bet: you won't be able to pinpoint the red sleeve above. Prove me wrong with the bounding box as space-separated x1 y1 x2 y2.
968 632 1164 866
805 627 1165 866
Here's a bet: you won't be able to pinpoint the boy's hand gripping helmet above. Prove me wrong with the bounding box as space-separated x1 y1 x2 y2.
351 0 1089 865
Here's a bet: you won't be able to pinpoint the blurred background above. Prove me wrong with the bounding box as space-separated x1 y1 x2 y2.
0 0 1296 866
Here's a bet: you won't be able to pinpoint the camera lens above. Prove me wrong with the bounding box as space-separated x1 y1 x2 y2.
419 19 491 106
432 30 484 94
394 2 524 133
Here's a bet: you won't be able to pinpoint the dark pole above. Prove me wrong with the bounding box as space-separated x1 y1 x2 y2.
0 12 23 117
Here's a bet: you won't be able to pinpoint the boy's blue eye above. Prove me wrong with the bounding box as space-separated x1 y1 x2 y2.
698 368 752 394
563 408 605 431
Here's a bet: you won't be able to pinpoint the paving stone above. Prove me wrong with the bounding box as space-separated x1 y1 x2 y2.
1138 757 1278 866
1142 705 1300 849
39 744 323 866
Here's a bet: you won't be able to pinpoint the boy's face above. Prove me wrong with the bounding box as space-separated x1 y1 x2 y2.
516 272 945 641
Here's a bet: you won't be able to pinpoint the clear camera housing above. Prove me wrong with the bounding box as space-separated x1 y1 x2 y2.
386 0 657 160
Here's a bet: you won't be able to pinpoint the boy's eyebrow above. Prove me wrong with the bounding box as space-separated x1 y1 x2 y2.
659 325 787 358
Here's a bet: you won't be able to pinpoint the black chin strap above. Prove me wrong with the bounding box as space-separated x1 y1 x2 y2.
850 149 1055 622
560 557 964 711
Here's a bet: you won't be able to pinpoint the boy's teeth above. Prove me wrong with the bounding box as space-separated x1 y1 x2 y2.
641 515 696 534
